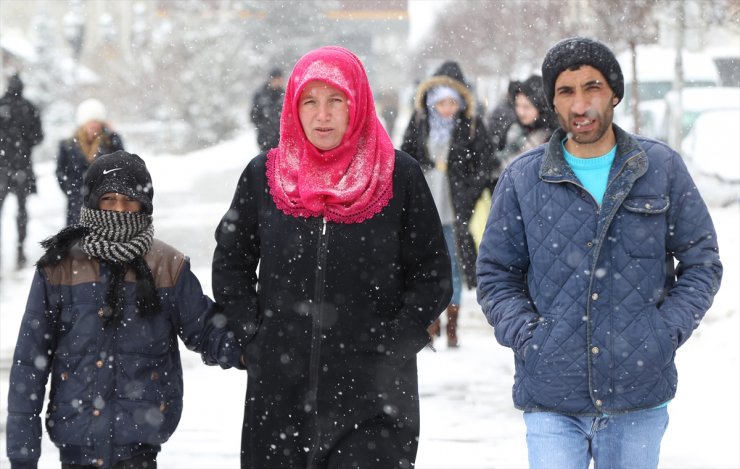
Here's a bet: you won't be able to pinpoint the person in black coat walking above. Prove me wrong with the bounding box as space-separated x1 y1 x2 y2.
0 74 44 269
401 60 496 347
488 79 521 153
495 75 558 170
213 46 452 468
250 67 285 152
56 98 125 226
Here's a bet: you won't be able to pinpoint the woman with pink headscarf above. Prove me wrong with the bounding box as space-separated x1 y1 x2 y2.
212 46 452 468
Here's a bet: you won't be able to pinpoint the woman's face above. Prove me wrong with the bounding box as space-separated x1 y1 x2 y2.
434 97 460 119
298 80 349 151
98 192 142 213
83 120 103 141
515 93 540 127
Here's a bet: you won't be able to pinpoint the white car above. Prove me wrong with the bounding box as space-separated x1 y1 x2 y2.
681 109 740 207
614 45 721 139
661 87 740 148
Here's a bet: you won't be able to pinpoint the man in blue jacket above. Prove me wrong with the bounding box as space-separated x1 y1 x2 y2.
476 37 722 469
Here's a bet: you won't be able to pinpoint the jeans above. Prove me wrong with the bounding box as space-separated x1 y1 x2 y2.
442 224 461 305
524 406 669 469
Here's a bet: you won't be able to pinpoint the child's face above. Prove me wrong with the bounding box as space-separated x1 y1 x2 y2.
98 192 142 213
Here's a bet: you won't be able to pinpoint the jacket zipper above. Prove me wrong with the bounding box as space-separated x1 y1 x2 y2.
550 151 643 409
582 151 643 409
307 217 328 464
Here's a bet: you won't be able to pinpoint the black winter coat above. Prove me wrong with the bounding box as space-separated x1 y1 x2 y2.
0 90 43 195
401 73 495 288
212 151 452 468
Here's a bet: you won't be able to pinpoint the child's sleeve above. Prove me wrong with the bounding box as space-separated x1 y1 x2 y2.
7 269 55 467
172 260 245 370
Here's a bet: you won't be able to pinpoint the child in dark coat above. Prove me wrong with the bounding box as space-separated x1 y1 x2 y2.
7 151 242 469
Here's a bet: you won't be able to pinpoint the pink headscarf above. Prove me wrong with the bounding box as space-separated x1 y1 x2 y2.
266 46 395 224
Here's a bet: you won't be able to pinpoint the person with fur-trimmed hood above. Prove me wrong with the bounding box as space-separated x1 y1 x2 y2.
401 60 496 348
7 151 243 469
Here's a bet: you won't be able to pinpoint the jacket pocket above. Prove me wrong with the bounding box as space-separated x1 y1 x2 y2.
521 317 553 373
617 196 670 258
46 402 89 446
114 398 183 445
642 306 676 366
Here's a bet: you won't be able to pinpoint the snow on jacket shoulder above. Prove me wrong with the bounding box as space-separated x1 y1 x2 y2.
476 125 722 416
7 239 242 468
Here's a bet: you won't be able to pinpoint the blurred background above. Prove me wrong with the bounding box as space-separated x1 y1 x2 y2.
1 0 737 158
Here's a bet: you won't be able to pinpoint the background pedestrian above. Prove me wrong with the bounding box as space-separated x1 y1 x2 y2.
56 98 125 226
0 73 44 269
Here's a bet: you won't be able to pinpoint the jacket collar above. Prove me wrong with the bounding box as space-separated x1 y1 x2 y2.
539 124 648 185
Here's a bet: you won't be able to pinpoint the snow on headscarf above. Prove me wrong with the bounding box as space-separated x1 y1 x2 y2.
266 46 395 224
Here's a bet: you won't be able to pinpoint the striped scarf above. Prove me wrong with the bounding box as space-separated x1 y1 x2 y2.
38 207 160 325
79 207 153 262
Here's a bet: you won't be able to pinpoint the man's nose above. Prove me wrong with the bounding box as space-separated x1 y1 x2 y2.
570 91 590 115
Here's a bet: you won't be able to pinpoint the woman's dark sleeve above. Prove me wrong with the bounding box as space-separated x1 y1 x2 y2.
212 159 262 350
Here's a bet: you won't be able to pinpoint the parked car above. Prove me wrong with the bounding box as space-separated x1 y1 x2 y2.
681 108 740 207
614 45 722 139
661 87 740 147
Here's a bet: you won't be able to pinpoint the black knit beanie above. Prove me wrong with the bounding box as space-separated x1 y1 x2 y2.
83 150 154 215
541 37 624 109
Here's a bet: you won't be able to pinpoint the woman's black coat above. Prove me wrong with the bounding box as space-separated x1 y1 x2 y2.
212 151 452 468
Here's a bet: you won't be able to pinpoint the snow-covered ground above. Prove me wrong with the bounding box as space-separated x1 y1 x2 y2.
1 131 738 468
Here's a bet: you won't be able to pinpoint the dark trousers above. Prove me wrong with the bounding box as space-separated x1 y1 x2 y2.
62 453 157 469
0 186 29 260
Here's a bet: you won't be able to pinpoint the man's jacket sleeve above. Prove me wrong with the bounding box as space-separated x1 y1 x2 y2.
658 152 722 347
476 168 539 357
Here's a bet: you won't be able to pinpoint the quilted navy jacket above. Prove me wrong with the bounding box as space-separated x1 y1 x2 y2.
7 240 242 468
477 125 722 416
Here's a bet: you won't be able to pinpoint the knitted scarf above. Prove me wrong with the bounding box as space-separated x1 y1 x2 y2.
266 46 395 224
38 207 159 324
